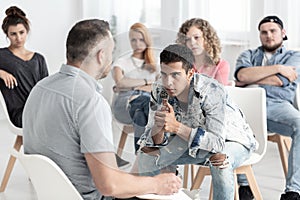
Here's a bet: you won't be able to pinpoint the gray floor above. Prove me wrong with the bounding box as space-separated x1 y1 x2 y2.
0 119 286 200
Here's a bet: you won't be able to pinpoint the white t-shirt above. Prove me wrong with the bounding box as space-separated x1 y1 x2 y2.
113 55 157 81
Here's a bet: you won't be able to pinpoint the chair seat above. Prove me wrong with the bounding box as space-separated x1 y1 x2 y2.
240 153 262 166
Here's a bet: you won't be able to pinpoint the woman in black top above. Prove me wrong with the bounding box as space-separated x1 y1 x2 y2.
0 6 48 127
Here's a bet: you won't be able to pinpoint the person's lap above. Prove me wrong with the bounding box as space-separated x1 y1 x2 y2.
137 136 251 200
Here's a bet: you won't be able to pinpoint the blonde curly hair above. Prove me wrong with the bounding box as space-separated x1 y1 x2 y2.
176 18 221 65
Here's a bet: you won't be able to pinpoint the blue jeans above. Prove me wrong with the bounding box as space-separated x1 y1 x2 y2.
267 100 300 194
129 91 151 152
112 91 135 125
137 136 251 200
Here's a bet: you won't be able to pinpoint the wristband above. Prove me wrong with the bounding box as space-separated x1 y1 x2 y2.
144 79 148 85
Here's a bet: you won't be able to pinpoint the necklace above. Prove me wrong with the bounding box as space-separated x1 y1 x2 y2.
131 56 144 68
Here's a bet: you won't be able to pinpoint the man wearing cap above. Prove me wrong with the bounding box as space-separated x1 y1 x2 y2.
235 16 300 200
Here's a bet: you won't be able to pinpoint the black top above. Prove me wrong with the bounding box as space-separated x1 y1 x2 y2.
0 48 48 127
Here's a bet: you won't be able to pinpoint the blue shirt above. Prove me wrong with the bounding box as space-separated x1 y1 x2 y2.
23 64 114 200
235 46 300 103
139 74 257 157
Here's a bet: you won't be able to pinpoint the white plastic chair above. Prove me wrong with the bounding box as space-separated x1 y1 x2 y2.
0 91 23 192
11 149 83 200
188 87 267 200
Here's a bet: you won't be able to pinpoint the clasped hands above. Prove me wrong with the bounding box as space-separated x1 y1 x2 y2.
153 99 180 134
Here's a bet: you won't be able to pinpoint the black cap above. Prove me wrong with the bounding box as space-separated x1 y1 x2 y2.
258 16 288 40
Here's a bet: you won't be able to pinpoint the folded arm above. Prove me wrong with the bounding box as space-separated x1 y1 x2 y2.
112 67 153 91
236 65 297 86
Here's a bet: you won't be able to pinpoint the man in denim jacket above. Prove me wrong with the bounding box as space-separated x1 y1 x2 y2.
235 16 300 200
137 44 257 200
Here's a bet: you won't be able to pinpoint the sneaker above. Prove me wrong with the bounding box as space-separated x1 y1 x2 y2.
115 154 131 169
280 192 300 200
239 186 254 200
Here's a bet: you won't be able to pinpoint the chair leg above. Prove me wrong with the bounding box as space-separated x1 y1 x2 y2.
208 181 213 200
0 135 23 192
234 173 240 200
268 134 291 178
191 166 210 190
117 129 128 156
117 125 134 157
191 164 195 182
283 137 291 151
277 137 289 177
238 166 263 200
183 165 189 188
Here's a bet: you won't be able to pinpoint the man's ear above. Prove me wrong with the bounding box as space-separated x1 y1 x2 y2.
187 67 195 80
96 49 104 65
282 29 287 39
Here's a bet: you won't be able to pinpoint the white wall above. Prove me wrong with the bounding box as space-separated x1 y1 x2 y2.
0 0 299 103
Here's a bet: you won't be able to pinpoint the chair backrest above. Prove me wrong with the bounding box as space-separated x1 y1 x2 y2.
11 149 83 200
225 86 268 158
293 83 300 110
0 91 22 135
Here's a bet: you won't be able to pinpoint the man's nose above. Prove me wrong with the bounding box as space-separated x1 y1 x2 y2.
166 76 173 86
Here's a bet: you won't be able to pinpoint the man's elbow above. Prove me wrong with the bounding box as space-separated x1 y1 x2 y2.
236 72 249 83
96 181 119 197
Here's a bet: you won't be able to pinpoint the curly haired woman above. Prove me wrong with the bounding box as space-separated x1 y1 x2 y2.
177 18 231 85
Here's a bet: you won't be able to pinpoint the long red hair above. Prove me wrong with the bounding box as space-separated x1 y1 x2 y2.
130 23 156 73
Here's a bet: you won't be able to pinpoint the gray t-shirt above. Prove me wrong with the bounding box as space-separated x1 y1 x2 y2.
23 64 115 200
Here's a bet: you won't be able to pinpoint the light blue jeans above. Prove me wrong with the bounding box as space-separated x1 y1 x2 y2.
137 136 251 200
267 100 300 194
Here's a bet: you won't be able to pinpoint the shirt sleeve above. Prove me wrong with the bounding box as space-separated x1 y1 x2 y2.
187 84 226 157
38 54 49 79
234 50 254 81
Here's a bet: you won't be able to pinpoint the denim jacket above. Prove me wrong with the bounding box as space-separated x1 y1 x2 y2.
138 74 258 158
235 46 300 104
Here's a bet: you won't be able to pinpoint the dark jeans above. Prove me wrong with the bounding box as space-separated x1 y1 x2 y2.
129 93 150 152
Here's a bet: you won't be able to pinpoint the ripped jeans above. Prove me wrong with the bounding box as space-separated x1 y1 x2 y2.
137 136 251 200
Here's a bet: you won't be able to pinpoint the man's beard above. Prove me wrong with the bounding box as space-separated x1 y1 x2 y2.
263 41 283 52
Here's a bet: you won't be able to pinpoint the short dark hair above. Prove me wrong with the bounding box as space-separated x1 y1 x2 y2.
2 6 30 35
66 19 110 63
160 44 195 73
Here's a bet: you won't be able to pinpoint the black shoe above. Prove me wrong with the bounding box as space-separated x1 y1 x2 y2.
115 154 131 169
280 192 300 200
239 186 254 200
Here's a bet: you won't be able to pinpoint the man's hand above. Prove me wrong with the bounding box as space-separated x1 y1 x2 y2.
154 101 180 133
153 173 182 195
278 65 298 82
0 69 17 89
